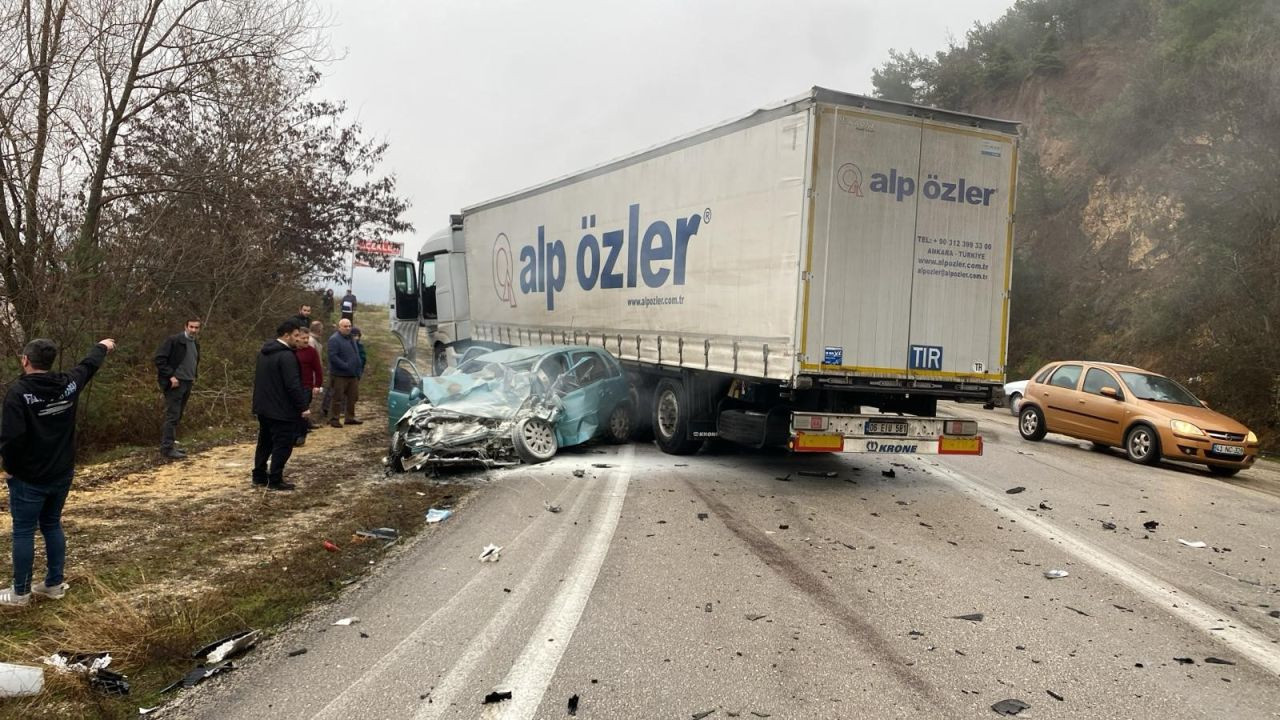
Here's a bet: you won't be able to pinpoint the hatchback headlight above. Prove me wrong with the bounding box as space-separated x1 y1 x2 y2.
1171 420 1205 437
1246 431 1258 444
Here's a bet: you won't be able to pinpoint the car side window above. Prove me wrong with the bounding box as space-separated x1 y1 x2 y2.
1048 364 1082 390
1035 365 1057 384
393 359 422 393
570 352 609 386
1083 368 1123 398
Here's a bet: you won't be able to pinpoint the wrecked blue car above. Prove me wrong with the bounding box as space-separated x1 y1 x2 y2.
386 345 633 470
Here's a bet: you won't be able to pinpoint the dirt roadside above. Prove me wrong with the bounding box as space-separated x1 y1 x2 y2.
0 379 470 719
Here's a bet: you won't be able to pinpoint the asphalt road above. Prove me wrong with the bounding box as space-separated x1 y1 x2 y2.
173 404 1280 719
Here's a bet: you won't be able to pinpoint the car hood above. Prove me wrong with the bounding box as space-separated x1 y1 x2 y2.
418 367 537 420
1134 400 1249 434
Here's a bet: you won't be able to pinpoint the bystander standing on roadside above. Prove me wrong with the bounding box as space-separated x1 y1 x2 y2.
291 303 313 331
154 318 201 459
1 337 116 606
326 318 362 427
294 325 323 446
340 288 357 322
309 320 326 424
351 327 367 417
251 321 310 491
322 288 335 319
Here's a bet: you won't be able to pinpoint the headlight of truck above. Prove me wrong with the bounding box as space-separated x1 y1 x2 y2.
1171 420 1205 437
1246 431 1258 444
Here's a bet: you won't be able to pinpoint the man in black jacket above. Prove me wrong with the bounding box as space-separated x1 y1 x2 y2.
1 337 115 606
291 303 313 331
154 318 201 459
252 320 311 491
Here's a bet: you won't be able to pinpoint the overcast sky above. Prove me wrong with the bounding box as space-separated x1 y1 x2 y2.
318 0 1015 300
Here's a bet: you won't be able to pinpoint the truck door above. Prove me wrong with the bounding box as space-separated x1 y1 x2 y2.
392 259 420 321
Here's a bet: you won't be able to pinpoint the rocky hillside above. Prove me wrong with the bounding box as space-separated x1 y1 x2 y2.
873 0 1280 447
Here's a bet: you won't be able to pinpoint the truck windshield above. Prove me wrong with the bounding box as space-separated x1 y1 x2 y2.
1118 372 1201 406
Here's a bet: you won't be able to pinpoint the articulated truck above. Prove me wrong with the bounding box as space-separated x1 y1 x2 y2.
390 87 1019 456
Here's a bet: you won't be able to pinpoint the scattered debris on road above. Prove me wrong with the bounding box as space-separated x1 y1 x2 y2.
1174 657 1195 665
1205 657 1236 665
332 617 360 626
426 508 453 524
160 661 235 693
1143 520 1159 531
1038 502 1052 510
951 613 984 622
89 668 130 696
1044 570 1069 579
287 648 308 657
354 528 399 543
1064 606 1091 617
483 688 514 704
592 463 616 469
1006 486 1025 494
991 698 1030 716
195 629 262 664
1178 539 1207 548
697 512 709 520
778 524 789 530
1270 610 1280 619
692 710 715 719
480 543 503 562
545 502 562 513
798 471 838 478
568 693 580 715
775 475 792 482
573 469 586 477
882 469 895 478
1101 521 1117 531
1046 690 1065 702
746 614 767 621
704 603 713 613
322 540 341 553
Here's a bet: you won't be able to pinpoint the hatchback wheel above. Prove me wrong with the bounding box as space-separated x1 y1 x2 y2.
1124 425 1160 465
513 418 558 464
1018 405 1047 441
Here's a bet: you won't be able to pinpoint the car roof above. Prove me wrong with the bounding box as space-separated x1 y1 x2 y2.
1047 360 1147 373
472 345 609 365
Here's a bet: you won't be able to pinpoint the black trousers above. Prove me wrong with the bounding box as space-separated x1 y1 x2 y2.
161 380 193 449
253 417 296 485
297 389 314 440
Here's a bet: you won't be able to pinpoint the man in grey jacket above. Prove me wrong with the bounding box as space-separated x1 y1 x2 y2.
326 318 363 427
154 318 201 459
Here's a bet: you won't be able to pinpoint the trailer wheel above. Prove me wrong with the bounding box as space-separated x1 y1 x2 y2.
653 378 699 455
629 384 654 442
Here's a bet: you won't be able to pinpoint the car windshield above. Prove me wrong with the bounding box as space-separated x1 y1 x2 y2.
1118 372 1201 406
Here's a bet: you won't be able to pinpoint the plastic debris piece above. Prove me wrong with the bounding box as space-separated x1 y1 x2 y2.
697 513 708 520
573 469 585 478
322 540 341 553
1270 610 1280 619
798 471 838 478
1205 657 1236 665
704 603 713 613
1044 570 1069 579
592 463 615 469
751 713 771 718
991 698 1030 716
568 693 580 716
778 524 789 530
0 662 45 698
287 648 308 657
483 688 513 704
1143 520 1159 530
775 475 792 482
745 614 767 621
1006 486 1025 494
90 668 131 696
908 630 924 637
882 469 895 478
44 651 112 674
355 528 399 541
199 629 262 664
1101 522 1117 531
177 661 234 690
1047 690 1064 702
1174 657 1195 665
545 502 562 514
251 536 267 541
140 707 161 715
1114 605 1134 613
480 544 503 562
1064 606 1090 617
1178 539 1207 548
951 613 984 622
692 711 715 719
1038 502 1051 510
425 508 453 524
332 617 360 626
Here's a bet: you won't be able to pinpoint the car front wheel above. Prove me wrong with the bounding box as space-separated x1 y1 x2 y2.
1019 405 1047 441
1124 425 1160 465
513 418 558 464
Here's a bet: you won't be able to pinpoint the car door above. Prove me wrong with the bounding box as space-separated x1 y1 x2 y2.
1038 364 1084 435
1076 367 1130 445
548 351 608 447
388 357 425 430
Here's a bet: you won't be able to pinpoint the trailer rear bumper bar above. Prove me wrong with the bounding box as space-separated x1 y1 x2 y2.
789 413 983 456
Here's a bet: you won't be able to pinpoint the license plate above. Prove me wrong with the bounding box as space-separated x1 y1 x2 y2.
1212 443 1244 457
865 421 908 436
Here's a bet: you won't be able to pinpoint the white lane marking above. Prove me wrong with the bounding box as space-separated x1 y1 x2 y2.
311 475 590 720
496 447 634 719
917 457 1280 677
411 465 617 720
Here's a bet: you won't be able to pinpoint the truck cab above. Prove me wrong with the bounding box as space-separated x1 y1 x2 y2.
390 214 473 374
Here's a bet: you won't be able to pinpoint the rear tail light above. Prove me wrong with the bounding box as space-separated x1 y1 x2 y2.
944 420 977 436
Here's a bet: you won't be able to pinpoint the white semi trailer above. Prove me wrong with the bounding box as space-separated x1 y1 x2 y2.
390 87 1019 456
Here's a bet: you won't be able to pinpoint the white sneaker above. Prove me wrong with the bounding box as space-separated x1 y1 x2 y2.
32 581 68 599
0 587 31 607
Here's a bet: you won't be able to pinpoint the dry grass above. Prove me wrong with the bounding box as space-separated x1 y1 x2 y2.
0 316 468 719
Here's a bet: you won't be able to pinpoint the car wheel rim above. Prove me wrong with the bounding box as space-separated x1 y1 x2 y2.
1130 430 1151 459
657 390 679 439
610 408 629 438
522 421 555 456
1021 411 1038 435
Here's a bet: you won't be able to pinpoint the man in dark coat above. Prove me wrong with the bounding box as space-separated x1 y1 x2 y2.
251 320 310 491
1 337 115 606
340 289 357 322
154 318 201 459
326 318 363 427
291 303 313 332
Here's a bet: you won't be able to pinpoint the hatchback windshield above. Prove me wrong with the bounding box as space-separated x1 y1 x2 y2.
1118 372 1201 406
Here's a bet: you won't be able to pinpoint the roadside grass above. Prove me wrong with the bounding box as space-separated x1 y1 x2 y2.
0 308 467 719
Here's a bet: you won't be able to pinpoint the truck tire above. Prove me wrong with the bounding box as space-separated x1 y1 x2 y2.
1018 405 1047 441
652 378 699 455
513 418 558 464
603 404 633 444
629 384 654 442
1124 424 1160 465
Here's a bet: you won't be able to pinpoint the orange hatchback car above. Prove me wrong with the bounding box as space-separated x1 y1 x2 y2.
1017 361 1260 476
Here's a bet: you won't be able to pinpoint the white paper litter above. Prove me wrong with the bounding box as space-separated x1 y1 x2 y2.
332 617 360 626
479 544 503 562
1178 539 1207 548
